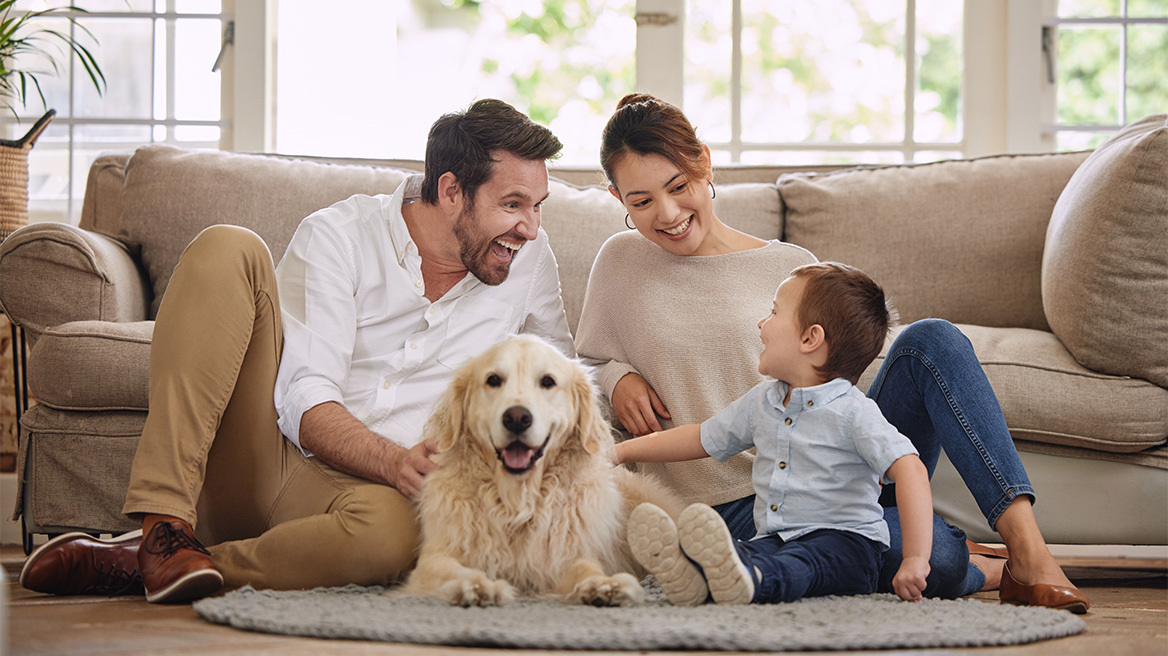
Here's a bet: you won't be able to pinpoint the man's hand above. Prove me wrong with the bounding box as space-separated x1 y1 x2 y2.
892 555 930 602
390 439 439 500
612 373 670 436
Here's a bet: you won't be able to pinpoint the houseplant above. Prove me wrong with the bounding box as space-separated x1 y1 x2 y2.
1 0 106 239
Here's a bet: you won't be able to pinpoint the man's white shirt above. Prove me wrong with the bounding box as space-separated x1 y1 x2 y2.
274 175 573 453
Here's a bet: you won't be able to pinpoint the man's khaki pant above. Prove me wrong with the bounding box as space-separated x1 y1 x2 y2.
123 225 418 590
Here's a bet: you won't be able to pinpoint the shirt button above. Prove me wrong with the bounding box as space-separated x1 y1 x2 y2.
784 418 792 425
414 280 423 288
778 461 787 469
382 380 390 390
770 504 779 512
409 343 417 350
807 400 814 407
407 241 416 251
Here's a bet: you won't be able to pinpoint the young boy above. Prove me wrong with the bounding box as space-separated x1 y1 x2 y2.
619 262 933 606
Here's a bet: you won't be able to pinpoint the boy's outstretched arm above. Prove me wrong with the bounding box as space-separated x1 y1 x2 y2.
887 454 933 602
614 424 708 465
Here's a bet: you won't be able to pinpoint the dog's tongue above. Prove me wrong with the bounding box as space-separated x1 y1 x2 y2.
502 442 535 470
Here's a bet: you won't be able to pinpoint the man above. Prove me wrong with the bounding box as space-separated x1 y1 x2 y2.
20 99 573 602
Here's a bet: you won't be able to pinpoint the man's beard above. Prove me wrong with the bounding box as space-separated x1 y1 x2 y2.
453 204 514 286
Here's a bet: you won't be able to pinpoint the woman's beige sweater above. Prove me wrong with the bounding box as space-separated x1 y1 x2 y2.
575 231 817 505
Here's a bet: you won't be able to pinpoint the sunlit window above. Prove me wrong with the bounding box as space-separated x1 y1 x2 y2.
275 0 635 166
684 0 963 165
7 0 225 223
1049 0 1168 151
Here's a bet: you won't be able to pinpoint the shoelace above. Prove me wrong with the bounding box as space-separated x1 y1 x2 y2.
143 522 212 559
88 561 143 597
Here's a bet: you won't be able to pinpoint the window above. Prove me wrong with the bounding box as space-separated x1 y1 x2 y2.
675 0 964 165
7 0 226 223
1047 0 1168 150
274 0 636 166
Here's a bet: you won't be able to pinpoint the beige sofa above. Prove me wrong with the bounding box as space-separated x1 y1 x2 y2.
3 115 1165 552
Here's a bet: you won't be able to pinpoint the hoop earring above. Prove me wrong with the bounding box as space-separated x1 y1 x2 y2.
709 181 717 199
625 214 634 230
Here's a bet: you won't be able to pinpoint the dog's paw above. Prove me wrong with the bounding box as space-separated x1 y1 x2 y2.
440 570 516 607
571 572 645 607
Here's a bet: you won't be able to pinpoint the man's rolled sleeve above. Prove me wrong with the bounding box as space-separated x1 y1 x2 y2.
273 214 361 455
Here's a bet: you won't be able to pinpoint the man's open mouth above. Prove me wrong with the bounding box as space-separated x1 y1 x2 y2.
496 438 548 474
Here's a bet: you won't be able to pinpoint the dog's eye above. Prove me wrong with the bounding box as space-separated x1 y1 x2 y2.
540 375 556 389
486 374 502 387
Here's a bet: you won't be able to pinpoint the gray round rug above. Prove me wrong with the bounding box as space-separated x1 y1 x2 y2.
193 582 1085 651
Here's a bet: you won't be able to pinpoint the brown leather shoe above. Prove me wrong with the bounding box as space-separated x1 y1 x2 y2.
999 560 1089 614
966 539 1010 560
20 530 144 596
139 519 223 603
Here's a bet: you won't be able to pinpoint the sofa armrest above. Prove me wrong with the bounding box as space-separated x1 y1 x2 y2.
0 222 150 345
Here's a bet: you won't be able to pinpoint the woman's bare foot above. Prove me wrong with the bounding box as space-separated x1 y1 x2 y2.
970 554 1004 591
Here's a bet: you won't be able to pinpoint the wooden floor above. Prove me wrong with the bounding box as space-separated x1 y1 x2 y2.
3 547 1166 655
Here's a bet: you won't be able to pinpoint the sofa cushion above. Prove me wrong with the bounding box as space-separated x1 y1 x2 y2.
779 152 1089 330
116 146 417 318
541 179 782 335
27 320 153 411
858 324 1168 454
1042 114 1168 388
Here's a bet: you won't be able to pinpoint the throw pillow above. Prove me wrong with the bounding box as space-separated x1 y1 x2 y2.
1042 114 1168 388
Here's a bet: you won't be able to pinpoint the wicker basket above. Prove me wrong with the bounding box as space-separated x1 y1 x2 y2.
1 110 55 242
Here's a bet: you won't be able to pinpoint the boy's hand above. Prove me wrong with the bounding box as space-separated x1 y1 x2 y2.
892 555 930 602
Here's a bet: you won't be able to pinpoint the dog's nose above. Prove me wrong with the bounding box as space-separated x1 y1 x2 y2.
502 406 533 434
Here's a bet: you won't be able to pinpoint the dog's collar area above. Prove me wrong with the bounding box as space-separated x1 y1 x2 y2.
496 437 549 474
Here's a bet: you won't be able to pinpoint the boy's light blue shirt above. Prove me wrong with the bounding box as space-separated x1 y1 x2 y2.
700 377 918 548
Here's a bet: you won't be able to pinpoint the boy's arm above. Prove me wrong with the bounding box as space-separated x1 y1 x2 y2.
614 424 708 465
886 454 932 602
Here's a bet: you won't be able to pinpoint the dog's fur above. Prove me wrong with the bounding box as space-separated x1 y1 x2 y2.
403 335 684 607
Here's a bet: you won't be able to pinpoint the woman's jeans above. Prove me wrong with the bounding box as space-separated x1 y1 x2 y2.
715 319 1035 599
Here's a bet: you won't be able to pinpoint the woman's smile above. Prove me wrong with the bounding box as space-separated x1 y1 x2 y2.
661 215 693 238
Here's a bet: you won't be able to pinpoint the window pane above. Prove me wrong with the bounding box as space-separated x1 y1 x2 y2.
74 18 154 119
684 0 732 143
275 0 633 165
1127 25 1168 120
26 125 72 221
1128 0 1168 17
1056 130 1113 151
175 0 222 13
1056 27 1121 125
915 0 962 143
739 0 905 144
174 125 220 143
174 18 221 120
1057 0 1121 18
739 149 904 165
8 16 74 119
73 1 156 10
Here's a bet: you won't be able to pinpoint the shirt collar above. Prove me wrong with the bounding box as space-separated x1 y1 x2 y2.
387 173 424 265
766 377 854 410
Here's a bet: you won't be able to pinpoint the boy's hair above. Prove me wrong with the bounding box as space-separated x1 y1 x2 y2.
421 99 562 206
790 262 899 385
600 93 709 191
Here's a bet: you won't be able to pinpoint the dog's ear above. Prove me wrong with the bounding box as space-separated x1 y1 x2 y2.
572 367 613 456
425 365 469 453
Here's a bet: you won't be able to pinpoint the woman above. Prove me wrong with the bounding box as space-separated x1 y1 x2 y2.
575 93 1088 611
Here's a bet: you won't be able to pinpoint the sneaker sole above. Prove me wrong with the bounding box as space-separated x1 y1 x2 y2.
146 568 224 604
627 503 707 607
678 504 754 605
19 529 144 589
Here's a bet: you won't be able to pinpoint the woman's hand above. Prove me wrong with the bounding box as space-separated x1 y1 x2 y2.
892 555 930 602
612 373 671 436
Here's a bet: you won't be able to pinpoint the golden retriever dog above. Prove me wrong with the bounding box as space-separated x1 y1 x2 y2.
404 335 684 607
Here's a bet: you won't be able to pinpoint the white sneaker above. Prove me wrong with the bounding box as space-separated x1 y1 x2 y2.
627 503 708 606
678 503 755 604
